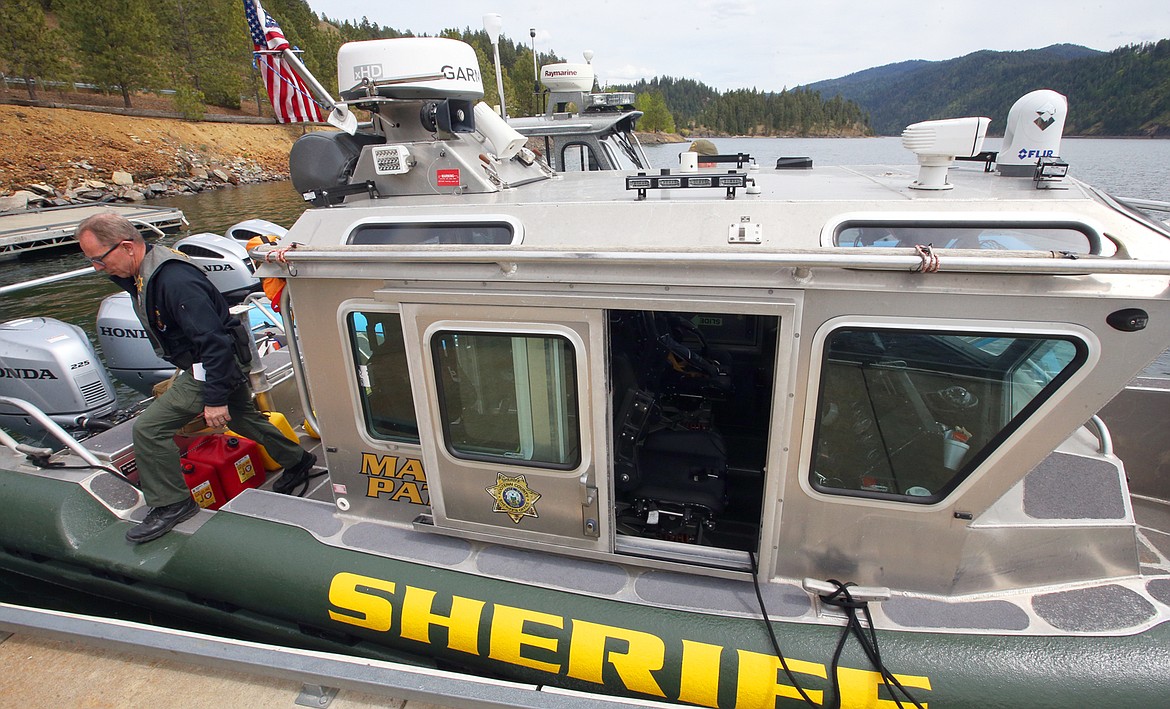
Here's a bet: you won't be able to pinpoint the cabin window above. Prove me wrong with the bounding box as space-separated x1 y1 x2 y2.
432 331 580 469
609 310 778 552
810 327 1085 502
561 142 602 172
833 222 1103 254
347 311 419 442
347 222 514 245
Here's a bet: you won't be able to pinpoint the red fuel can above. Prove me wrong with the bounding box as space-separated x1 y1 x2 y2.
186 434 266 502
182 458 226 510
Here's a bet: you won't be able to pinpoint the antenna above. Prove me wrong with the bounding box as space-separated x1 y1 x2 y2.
483 13 507 119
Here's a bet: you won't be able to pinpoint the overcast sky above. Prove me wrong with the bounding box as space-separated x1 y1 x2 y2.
306 1 1167 91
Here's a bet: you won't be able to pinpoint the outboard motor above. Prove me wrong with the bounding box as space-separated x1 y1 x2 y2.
224 219 287 243
997 89 1067 177
96 293 173 396
0 317 117 437
174 233 260 304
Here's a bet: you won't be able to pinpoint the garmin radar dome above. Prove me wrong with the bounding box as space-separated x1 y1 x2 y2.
997 89 1067 177
337 37 484 102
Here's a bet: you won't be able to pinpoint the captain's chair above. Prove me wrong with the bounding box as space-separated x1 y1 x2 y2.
611 312 729 523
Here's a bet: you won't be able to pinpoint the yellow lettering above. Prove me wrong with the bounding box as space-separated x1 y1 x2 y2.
327 572 396 631
390 481 424 504
679 639 723 707
567 620 666 697
837 666 931 708
735 649 825 709
488 604 563 674
367 478 396 497
400 585 485 655
399 457 426 483
360 452 398 477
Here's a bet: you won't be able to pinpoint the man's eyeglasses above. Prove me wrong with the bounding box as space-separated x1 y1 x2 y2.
87 240 126 266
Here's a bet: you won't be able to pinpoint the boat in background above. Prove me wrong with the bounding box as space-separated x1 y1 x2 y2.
4 36 1170 708
508 53 651 172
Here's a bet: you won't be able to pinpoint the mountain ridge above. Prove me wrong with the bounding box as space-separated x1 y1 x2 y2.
801 42 1169 136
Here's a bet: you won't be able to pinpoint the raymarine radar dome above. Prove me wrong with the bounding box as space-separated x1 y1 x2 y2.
337 38 485 101
540 63 595 93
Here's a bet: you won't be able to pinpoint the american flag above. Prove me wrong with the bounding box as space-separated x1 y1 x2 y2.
243 0 326 124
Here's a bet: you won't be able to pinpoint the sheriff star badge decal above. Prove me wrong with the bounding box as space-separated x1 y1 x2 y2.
486 473 541 523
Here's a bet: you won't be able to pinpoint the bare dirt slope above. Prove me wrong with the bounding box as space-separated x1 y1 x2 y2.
0 103 304 193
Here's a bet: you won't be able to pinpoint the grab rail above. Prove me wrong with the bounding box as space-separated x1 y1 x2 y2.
265 246 1170 277
279 289 321 438
0 396 106 468
1088 414 1114 456
0 266 93 296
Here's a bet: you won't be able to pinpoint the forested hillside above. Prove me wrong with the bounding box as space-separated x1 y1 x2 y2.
807 42 1170 136
0 0 869 136
611 76 870 136
4 0 1162 137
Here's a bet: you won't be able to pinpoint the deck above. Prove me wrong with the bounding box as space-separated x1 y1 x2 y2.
0 203 185 260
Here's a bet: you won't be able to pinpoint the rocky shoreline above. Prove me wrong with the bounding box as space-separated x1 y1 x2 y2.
0 156 286 213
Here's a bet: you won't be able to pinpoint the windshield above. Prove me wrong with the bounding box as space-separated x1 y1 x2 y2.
600 129 649 171
1086 185 1170 240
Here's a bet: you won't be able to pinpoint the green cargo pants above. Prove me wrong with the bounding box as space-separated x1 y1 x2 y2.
132 369 307 507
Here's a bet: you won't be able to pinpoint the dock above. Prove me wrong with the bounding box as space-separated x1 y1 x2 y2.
0 203 185 260
0 602 651 709
0 632 457 709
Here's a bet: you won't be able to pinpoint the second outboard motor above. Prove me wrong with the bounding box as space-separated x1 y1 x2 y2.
174 233 261 304
96 293 173 396
224 219 287 243
0 317 117 437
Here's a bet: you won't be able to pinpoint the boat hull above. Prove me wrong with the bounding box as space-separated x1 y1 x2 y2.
1 467 1168 708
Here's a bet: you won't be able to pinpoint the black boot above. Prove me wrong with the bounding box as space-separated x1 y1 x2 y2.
126 497 199 543
274 451 321 496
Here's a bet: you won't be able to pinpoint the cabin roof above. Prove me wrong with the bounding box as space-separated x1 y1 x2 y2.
287 161 1170 261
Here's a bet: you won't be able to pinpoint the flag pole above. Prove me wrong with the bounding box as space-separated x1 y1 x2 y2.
276 48 358 134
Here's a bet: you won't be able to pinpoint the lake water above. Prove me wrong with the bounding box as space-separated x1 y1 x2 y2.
644 136 1170 202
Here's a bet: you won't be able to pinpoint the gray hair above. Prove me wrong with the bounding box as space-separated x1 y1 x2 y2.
76 212 144 248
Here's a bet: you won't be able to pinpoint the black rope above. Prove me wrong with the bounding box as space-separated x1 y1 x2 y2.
749 552 819 707
818 580 924 709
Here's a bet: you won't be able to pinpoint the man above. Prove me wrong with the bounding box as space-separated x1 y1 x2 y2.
76 213 317 543
689 139 718 168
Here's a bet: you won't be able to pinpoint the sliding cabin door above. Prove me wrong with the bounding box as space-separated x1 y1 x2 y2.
402 305 608 551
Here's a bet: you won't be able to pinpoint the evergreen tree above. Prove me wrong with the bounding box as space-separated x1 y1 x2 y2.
635 91 676 133
57 0 160 107
0 0 67 100
153 0 250 111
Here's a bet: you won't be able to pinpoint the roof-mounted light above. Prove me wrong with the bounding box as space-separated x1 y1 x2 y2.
626 169 753 200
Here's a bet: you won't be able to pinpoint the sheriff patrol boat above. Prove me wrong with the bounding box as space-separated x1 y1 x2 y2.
3 36 1170 708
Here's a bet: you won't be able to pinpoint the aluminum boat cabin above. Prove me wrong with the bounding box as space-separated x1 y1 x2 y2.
3 38 1170 708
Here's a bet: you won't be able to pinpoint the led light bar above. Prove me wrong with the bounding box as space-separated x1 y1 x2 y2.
625 170 751 200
